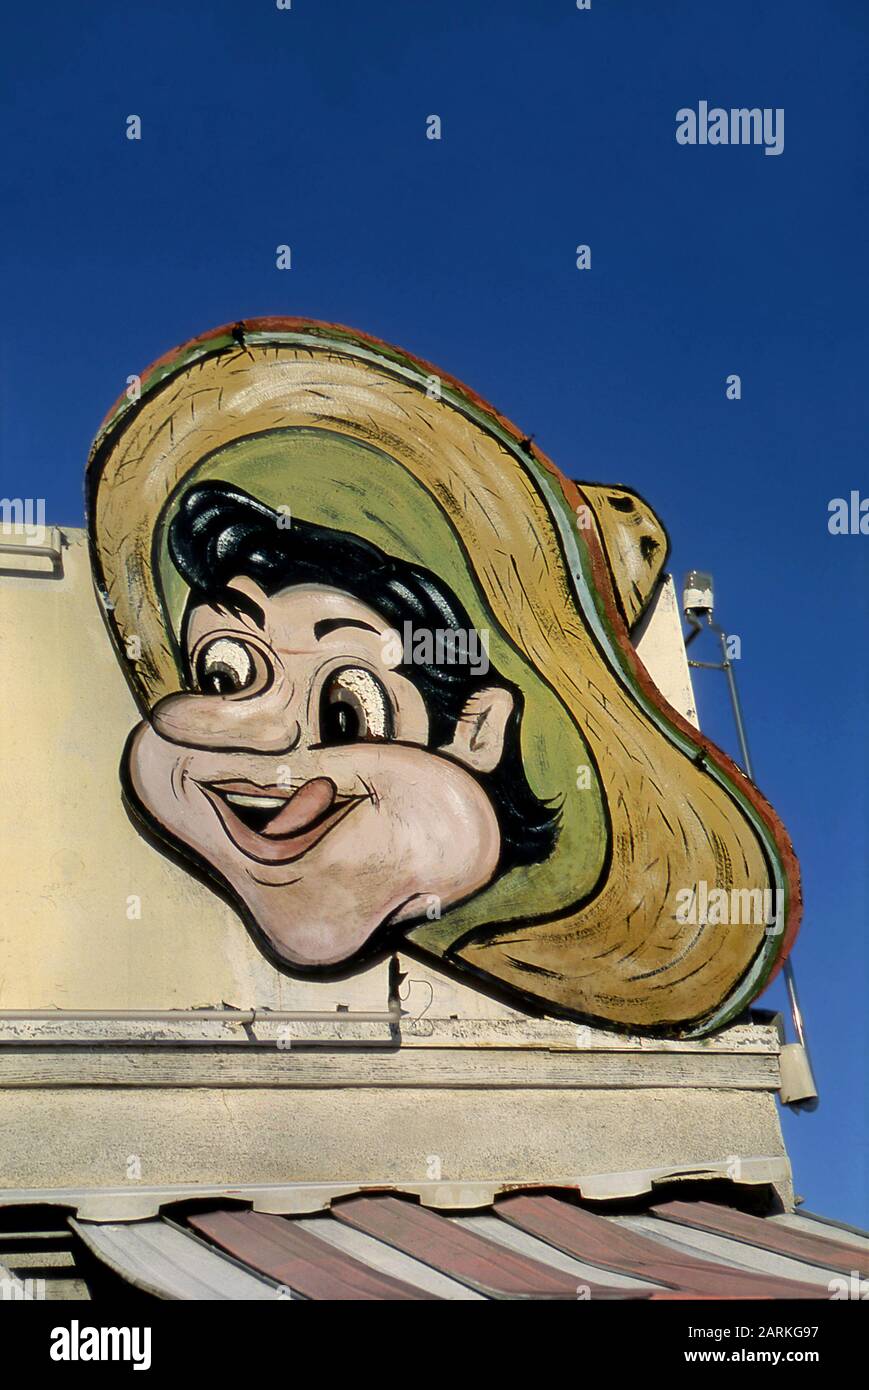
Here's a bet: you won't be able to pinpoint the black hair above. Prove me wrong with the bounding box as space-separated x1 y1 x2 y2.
168 481 559 871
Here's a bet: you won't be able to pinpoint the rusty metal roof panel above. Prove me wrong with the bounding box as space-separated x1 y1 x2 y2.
292 1215 486 1300
330 1194 638 1299
188 1209 437 1301
611 1214 840 1290
494 1194 827 1299
652 1199 869 1277
449 1212 664 1293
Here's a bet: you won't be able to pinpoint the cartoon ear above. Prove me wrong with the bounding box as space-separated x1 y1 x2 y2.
441 687 514 774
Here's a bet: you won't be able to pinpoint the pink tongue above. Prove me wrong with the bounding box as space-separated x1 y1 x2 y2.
265 777 337 837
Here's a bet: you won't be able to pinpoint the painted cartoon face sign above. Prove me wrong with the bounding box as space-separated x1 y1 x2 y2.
128 572 511 969
88 319 802 1036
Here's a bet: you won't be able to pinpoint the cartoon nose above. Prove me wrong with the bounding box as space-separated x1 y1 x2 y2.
151 688 302 755
266 778 336 836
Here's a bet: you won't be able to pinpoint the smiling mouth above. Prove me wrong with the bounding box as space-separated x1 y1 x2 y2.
200 777 368 864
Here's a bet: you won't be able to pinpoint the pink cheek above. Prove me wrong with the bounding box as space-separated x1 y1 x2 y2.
127 729 189 822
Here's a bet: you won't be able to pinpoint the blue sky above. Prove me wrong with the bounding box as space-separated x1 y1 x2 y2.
2 1 867 1224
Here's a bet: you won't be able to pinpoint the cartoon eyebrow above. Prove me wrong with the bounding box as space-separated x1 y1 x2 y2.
314 617 380 640
217 590 266 629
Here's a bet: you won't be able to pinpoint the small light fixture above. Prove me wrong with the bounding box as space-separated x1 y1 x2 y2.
682 569 714 618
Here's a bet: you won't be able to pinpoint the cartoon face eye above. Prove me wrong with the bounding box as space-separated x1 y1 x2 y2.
319 666 394 744
194 636 258 695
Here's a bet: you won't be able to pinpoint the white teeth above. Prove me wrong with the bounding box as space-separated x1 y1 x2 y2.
224 793 286 810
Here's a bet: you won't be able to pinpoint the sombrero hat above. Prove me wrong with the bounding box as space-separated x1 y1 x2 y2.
86 318 801 1035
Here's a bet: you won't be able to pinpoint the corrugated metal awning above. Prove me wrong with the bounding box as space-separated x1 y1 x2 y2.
63 1191 868 1301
